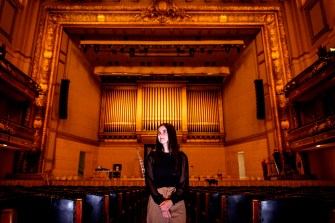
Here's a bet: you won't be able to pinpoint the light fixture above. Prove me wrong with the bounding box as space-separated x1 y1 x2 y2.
224 46 230 53
237 47 241 53
94 45 100 53
189 48 195 57
82 45 88 53
139 47 148 54
129 48 135 56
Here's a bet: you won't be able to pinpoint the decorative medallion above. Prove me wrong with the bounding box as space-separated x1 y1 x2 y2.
133 0 192 23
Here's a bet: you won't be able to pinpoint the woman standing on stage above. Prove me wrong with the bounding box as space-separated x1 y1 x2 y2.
145 123 189 223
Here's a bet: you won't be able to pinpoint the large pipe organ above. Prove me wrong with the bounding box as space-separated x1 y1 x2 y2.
99 81 225 142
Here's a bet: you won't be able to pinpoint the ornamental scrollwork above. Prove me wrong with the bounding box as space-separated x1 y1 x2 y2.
266 14 284 94
133 0 192 24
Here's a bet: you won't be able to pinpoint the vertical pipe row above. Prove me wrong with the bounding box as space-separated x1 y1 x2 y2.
158 87 161 128
103 89 138 132
203 91 206 132
126 90 129 131
195 91 199 132
103 87 222 133
177 87 180 129
146 88 152 130
104 91 108 131
214 91 219 132
108 91 113 131
207 91 211 132
162 88 168 123
111 90 114 132
209 91 214 132
143 88 146 130
196 91 200 132
148 88 150 130
154 87 156 130
146 88 149 130
166 88 172 124
189 91 193 132
146 87 149 130
178 88 181 130
104 90 108 132
172 88 176 128
161 88 163 124
187 90 191 131
109 91 113 131
119 90 123 132
185 90 221 132
152 87 154 130
121 90 125 131
200 91 203 132
115 90 119 132
133 90 137 131
190 91 194 132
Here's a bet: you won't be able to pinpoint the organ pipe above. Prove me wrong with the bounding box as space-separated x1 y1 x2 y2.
141 85 183 131
102 87 137 132
187 90 220 132
101 84 220 133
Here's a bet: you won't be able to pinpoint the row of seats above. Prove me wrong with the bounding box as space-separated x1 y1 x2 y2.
186 186 335 223
0 186 148 223
1 185 335 223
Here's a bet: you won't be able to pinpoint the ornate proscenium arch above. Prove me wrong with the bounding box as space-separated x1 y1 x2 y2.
31 2 291 171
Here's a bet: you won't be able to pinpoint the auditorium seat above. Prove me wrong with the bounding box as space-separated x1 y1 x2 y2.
252 196 331 223
108 191 121 223
186 190 201 223
83 193 108 223
51 197 83 223
1 185 334 223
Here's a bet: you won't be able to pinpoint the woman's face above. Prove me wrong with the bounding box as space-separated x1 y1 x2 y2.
157 125 168 145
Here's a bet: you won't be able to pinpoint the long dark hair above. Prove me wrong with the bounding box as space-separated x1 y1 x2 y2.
154 123 180 171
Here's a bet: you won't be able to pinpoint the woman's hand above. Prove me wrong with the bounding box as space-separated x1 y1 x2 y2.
161 210 171 219
159 199 173 212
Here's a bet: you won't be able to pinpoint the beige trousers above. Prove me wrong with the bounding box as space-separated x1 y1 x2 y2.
146 187 186 223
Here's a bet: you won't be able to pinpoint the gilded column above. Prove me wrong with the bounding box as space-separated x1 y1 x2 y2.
32 11 60 172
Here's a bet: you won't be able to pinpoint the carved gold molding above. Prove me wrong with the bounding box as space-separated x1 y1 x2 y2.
32 3 291 156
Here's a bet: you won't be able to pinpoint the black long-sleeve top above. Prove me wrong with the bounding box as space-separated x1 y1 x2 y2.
144 151 189 205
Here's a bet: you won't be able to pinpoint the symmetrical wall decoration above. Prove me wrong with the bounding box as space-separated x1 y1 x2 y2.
31 3 291 170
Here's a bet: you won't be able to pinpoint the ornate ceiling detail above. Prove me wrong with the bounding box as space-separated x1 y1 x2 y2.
133 0 192 23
